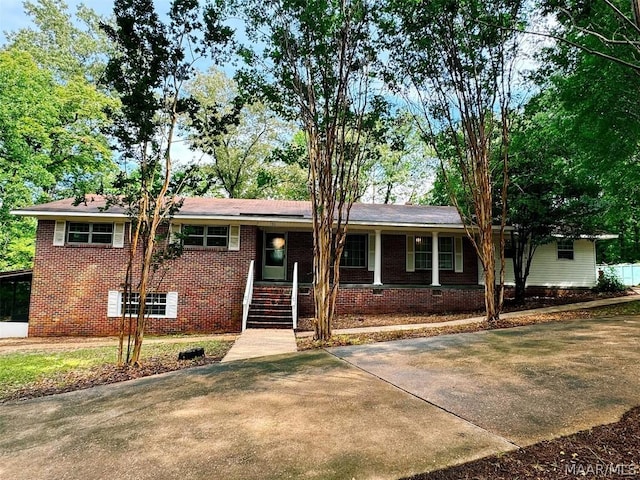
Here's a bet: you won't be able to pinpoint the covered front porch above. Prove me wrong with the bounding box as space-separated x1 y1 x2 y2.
252 227 478 287
242 227 483 330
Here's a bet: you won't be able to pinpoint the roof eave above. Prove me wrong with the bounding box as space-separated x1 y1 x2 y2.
12 210 470 230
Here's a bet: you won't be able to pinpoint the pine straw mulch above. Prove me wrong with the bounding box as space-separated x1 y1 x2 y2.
296 291 630 332
1 352 227 404
296 313 590 350
404 405 640 479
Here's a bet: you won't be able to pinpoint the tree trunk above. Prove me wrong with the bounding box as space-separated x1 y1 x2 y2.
481 226 498 323
313 215 333 340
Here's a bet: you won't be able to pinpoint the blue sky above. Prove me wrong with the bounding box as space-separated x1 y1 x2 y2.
0 0 174 45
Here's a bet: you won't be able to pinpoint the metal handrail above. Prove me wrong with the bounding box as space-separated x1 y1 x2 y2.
291 262 298 330
242 260 255 331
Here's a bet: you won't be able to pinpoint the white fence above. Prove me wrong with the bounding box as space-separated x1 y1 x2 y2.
597 263 640 286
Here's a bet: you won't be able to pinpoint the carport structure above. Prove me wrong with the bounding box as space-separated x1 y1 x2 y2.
0 269 31 337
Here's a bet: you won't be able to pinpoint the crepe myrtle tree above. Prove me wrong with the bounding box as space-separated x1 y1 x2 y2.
100 0 237 365
235 0 381 340
379 0 526 323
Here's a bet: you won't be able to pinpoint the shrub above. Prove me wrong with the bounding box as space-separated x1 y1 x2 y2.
594 268 626 293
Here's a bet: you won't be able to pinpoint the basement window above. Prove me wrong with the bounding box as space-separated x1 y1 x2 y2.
108 291 178 319
123 292 168 316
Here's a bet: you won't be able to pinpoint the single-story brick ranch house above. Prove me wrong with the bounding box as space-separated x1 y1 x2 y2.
13 196 603 337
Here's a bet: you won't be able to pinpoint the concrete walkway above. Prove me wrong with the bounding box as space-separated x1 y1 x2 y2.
297 292 640 337
221 328 297 362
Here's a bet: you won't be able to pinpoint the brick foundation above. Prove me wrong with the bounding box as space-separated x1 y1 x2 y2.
297 284 485 316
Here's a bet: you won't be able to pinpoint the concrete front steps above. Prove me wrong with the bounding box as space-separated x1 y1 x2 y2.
247 285 294 329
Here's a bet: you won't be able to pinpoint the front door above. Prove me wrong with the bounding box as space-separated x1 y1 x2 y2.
263 232 287 280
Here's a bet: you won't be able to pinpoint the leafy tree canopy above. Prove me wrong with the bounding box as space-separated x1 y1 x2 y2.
0 48 117 270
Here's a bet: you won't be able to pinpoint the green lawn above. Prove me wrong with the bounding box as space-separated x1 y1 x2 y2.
0 339 233 399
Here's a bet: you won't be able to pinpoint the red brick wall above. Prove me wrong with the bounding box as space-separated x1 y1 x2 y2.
29 221 484 336
29 221 256 336
382 235 478 285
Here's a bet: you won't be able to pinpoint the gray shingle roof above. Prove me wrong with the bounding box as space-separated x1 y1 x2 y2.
13 195 464 227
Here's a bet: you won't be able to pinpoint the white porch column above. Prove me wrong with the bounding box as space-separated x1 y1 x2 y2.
431 231 440 286
374 229 382 285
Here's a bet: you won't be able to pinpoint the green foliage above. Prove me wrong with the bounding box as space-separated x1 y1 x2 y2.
183 68 303 199
5 0 114 82
0 48 116 270
594 268 627 293
361 110 435 204
234 0 381 339
538 0 640 263
101 0 236 364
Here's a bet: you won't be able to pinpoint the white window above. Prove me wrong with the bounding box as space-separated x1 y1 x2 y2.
67 222 114 245
183 225 229 247
107 291 178 318
413 236 454 270
438 237 454 270
415 236 432 270
340 235 367 267
557 239 574 260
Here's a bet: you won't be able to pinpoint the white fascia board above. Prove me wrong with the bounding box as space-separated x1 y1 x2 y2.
173 214 469 231
550 232 618 240
11 210 128 220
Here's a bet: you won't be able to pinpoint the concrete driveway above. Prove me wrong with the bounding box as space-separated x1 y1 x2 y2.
329 315 640 447
1 315 640 479
0 351 513 480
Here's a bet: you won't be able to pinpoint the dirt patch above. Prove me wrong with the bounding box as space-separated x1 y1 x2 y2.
406 406 640 480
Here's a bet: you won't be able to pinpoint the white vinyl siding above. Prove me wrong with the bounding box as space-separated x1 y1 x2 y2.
481 239 597 288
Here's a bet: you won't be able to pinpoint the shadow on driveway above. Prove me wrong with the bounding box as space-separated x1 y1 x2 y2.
2 315 638 479
0 350 512 480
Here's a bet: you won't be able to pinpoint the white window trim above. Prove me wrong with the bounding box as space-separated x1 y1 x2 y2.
183 224 230 248
173 223 241 251
107 291 178 319
411 236 455 271
340 234 367 268
557 239 575 260
414 235 432 270
60 221 123 247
